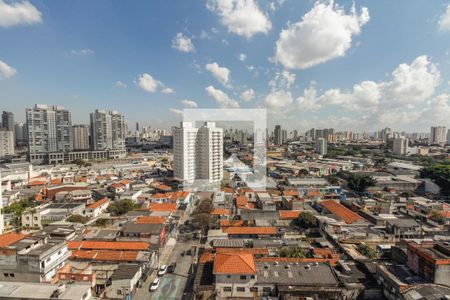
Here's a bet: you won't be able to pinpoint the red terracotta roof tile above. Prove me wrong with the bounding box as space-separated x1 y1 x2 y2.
87 198 109 209
149 203 177 212
68 240 149 251
279 210 302 220
0 232 26 247
135 216 167 224
211 208 230 215
320 200 364 224
224 226 277 235
214 253 256 274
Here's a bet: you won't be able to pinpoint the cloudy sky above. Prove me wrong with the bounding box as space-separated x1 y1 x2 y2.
1 0 450 133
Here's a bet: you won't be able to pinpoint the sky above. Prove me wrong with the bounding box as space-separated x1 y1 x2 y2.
1 0 450 133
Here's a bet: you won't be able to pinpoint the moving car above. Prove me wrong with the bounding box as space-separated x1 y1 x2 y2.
149 278 160 291
157 265 168 276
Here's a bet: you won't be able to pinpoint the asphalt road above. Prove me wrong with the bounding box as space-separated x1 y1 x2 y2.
135 238 199 300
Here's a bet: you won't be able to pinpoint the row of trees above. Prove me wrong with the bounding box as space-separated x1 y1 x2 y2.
420 163 450 195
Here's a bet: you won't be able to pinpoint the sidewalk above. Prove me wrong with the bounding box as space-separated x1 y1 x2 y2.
157 237 177 268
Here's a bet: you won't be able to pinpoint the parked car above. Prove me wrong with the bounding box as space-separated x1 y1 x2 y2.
157 265 168 276
149 278 160 291
167 263 176 273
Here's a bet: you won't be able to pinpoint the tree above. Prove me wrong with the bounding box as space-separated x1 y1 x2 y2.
191 213 212 234
296 212 318 229
347 173 377 193
66 214 88 224
280 247 306 258
358 243 377 259
107 199 135 216
94 218 109 227
195 199 213 215
327 174 339 185
420 164 450 195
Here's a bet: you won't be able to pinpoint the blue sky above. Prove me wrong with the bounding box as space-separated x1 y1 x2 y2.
1 0 450 133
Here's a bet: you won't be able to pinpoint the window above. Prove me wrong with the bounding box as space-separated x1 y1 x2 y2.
223 287 232 292
226 275 231 278
250 275 255 279
117 290 122 295
240 275 246 280
263 287 271 294
250 287 258 293
237 287 245 292
3 273 8 277
9 273 14 277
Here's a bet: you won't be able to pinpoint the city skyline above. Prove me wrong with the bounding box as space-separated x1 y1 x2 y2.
0 1 450 131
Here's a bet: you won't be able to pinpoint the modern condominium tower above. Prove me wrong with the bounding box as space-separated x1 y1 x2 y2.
173 122 223 184
26 104 72 164
90 109 125 151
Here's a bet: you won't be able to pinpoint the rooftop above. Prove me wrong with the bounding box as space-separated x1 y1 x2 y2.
68 240 149 251
320 200 365 224
214 253 256 275
224 226 278 235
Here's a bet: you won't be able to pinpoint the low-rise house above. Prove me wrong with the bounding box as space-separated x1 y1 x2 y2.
22 203 86 229
0 232 71 282
120 222 167 248
0 282 92 300
84 198 109 218
223 227 279 239
104 264 142 299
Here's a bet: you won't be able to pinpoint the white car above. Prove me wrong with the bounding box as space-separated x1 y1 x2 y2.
157 265 168 276
149 278 160 291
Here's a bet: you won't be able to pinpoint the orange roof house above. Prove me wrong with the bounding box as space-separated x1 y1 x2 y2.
87 198 109 210
135 216 167 224
279 210 302 220
211 208 230 216
70 250 140 262
320 200 365 224
224 226 278 235
214 253 256 275
68 240 149 251
220 220 245 228
149 203 177 213
0 232 26 248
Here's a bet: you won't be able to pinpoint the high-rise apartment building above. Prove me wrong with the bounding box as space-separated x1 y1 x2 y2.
0 130 14 158
14 122 27 145
90 109 125 151
173 122 223 184
315 137 327 156
393 137 408 155
1 111 14 131
447 129 450 145
72 124 90 150
282 129 287 143
274 125 282 145
26 104 72 164
430 126 447 145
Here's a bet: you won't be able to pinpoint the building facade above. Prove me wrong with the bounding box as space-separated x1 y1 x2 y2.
1 111 14 131
0 130 14 158
430 126 447 144
393 137 408 155
26 104 72 164
72 124 90 150
90 109 126 151
315 137 327 156
173 121 223 184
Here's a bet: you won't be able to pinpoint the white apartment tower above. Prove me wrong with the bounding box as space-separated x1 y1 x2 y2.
315 137 327 156
0 130 14 158
26 104 72 164
393 136 408 155
430 126 447 145
72 124 90 150
0 171 4 234
173 122 223 184
90 109 125 151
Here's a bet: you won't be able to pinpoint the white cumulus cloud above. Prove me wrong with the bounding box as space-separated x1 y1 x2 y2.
115 81 127 88
274 1 369 69
238 53 247 61
170 108 183 115
0 0 42 27
0 59 17 79
205 62 231 86
205 85 240 108
269 70 296 90
240 88 255 101
172 33 195 53
206 0 272 38
136 73 162 93
181 99 198 108
264 90 293 108
438 5 450 32
161 87 175 94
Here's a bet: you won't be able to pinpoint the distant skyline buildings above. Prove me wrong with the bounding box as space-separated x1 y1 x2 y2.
90 109 126 151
